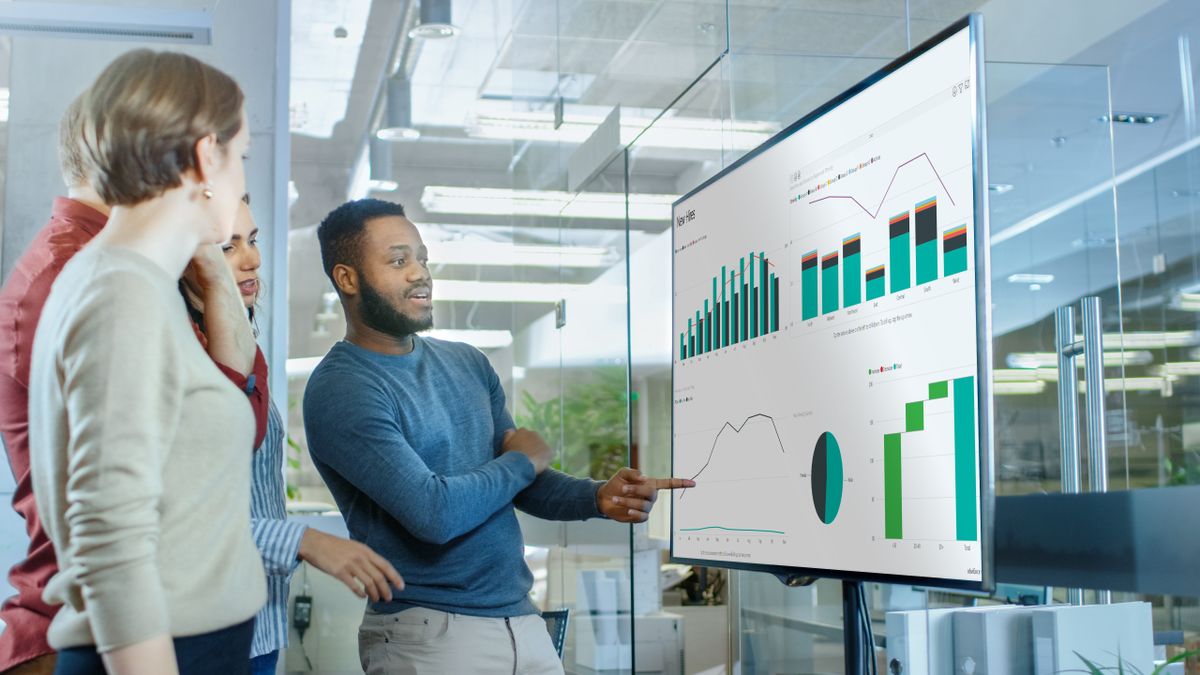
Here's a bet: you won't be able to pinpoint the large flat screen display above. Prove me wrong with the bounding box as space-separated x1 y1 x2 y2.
670 16 993 589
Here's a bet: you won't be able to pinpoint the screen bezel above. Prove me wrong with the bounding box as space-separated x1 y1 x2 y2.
668 13 994 592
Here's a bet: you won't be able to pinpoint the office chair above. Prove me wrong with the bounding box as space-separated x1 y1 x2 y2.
541 608 570 659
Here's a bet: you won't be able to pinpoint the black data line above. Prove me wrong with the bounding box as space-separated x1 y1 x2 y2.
680 413 787 500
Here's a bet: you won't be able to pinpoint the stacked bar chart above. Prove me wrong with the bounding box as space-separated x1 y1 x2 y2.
943 225 968 276
821 252 839 314
866 264 886 300
679 251 782 361
797 197 970 318
914 197 938 285
802 251 819 320
842 234 861 308
884 375 978 541
889 212 911 293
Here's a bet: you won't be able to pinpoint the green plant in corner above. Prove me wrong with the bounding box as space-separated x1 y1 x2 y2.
1072 648 1200 674
515 367 629 480
285 435 304 501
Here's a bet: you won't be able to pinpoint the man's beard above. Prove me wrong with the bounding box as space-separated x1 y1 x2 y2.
359 277 433 338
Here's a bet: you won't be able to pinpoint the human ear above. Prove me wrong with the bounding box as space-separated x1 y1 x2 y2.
189 133 220 186
332 264 358 297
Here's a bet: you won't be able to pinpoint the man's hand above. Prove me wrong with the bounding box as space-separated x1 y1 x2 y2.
502 427 554 474
298 528 405 602
597 467 696 523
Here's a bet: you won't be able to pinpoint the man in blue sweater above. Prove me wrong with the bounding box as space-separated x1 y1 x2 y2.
303 198 693 674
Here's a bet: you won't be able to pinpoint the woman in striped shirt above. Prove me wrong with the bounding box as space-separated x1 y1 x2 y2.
181 195 404 674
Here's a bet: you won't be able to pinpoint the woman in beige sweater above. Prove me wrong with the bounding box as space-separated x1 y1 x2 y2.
28 50 265 675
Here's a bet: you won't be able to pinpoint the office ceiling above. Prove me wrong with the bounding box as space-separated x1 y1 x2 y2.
279 0 1200 361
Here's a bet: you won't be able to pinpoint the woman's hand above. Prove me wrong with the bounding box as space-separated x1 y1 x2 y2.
186 244 256 375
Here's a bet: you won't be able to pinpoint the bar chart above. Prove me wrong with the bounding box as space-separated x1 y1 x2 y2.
883 375 978 542
796 195 971 323
679 251 781 361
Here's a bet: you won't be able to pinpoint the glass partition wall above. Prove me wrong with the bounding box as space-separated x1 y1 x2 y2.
280 0 1200 671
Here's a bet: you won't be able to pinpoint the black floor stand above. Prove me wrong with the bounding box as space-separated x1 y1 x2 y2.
842 580 867 675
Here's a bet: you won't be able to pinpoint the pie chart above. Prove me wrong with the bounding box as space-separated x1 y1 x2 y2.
811 431 843 525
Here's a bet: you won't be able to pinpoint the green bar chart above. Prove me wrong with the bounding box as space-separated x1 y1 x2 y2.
679 252 782 361
884 375 978 542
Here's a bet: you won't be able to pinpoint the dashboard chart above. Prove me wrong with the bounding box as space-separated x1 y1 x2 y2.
671 21 987 586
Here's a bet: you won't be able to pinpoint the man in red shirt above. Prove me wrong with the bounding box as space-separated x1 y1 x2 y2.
0 95 107 675
0 96 270 673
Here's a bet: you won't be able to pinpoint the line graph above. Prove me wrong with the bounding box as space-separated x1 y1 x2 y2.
807 152 956 219
679 526 786 535
684 413 787 489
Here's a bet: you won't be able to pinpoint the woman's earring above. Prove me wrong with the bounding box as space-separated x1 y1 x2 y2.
202 183 214 200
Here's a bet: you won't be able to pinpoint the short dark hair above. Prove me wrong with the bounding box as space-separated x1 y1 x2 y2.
317 198 407 289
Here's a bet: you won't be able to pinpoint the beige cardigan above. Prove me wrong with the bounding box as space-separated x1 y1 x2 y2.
29 245 265 652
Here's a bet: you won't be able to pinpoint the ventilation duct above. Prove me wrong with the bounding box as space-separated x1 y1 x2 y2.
0 2 212 44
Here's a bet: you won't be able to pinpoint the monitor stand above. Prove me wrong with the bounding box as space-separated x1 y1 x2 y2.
842 580 868 675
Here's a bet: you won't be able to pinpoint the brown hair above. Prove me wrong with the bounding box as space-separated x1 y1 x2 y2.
58 93 89 188
80 49 244 206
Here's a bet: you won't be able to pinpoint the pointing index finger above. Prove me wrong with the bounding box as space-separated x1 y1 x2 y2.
643 476 697 491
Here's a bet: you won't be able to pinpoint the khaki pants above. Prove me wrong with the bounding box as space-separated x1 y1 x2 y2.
359 607 563 675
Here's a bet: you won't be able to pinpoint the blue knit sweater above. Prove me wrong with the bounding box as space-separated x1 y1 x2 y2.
303 336 602 617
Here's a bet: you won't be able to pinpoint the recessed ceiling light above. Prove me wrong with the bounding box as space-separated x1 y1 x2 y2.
1098 112 1166 125
1007 273 1054 284
989 183 1014 193
376 127 421 141
368 179 399 191
408 0 459 39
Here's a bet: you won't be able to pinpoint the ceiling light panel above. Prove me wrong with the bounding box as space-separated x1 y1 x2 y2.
420 186 677 221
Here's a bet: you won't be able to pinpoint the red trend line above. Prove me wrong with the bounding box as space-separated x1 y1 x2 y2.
807 153 956 219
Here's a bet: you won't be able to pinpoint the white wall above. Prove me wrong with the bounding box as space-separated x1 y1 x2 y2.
0 0 290 625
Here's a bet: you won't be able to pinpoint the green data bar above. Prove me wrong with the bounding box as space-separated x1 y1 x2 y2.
890 232 910 293
954 376 978 541
885 433 903 539
732 291 739 344
905 401 924 432
680 333 685 360
822 258 839 315
928 380 948 400
843 253 861 307
866 275 885 301
915 241 938 285
945 244 967 277
760 252 769 337
802 262 818 320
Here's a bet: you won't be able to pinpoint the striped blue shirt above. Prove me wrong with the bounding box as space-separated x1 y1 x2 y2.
248 401 307 658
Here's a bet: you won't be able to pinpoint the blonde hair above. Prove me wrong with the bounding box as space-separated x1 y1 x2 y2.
58 93 89 189
80 49 244 206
